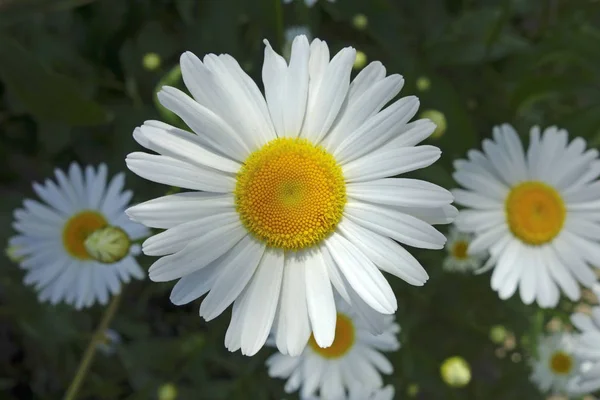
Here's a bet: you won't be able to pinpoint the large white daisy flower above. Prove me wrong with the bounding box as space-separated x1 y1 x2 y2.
9 163 149 309
453 124 600 307
266 298 399 399
126 35 454 356
442 227 484 273
568 306 600 394
530 333 580 395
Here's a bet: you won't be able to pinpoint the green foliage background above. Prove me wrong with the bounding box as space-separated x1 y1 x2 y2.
1 0 600 399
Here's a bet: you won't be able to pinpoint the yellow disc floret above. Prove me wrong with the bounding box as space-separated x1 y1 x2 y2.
452 240 469 260
309 313 355 358
549 351 573 375
235 137 346 251
63 210 107 260
505 181 566 245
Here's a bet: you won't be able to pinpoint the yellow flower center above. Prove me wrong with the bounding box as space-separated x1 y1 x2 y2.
235 137 346 251
505 181 565 245
62 210 107 260
309 313 355 359
451 240 469 260
549 351 573 375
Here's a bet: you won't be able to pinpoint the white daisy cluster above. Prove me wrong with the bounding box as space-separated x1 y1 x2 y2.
10 163 149 308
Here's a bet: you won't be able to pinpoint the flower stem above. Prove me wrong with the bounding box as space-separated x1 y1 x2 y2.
274 0 284 50
63 293 122 400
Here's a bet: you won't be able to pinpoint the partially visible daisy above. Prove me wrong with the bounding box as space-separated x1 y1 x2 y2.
530 333 580 395
96 329 121 355
453 124 600 307
266 297 399 400
568 306 600 394
305 384 395 400
442 227 484 273
126 35 454 356
10 163 149 309
283 0 335 7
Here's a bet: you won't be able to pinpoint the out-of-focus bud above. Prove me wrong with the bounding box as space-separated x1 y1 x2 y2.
440 356 471 388
352 14 368 30
416 76 431 92
158 383 177 400
420 109 447 139
142 52 162 71
353 51 367 70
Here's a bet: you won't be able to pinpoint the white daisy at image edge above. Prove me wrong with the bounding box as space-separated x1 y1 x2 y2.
443 226 484 273
530 333 580 395
267 297 399 399
568 306 600 394
10 163 149 309
283 0 335 7
126 35 455 356
453 124 600 307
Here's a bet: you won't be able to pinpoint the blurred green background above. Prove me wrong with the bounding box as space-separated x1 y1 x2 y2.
1 0 600 399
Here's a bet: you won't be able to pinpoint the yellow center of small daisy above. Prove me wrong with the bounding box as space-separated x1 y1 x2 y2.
235 137 346 250
62 210 107 259
452 240 469 260
309 313 355 359
549 351 573 375
505 181 566 245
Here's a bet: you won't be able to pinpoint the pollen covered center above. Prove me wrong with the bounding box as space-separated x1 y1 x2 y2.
309 313 355 359
63 210 107 260
235 137 346 251
452 241 469 260
505 181 565 245
549 351 573 375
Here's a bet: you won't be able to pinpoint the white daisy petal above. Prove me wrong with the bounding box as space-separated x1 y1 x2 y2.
147 223 246 282
157 86 251 160
305 249 336 348
126 192 233 229
134 122 241 173
325 233 397 314
169 260 221 305
347 178 452 208
301 45 356 144
325 76 406 156
345 201 447 249
275 252 311 356
240 249 285 356
126 152 235 193
343 145 440 183
263 36 309 137
200 235 265 321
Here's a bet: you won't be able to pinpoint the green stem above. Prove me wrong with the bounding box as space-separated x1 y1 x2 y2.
63 293 122 400
274 0 285 50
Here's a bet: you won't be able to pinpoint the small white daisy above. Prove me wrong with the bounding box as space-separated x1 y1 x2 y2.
453 124 600 307
266 297 399 400
568 306 600 394
96 329 121 355
10 163 149 309
442 227 484 273
126 35 454 357
530 333 580 395
283 0 335 7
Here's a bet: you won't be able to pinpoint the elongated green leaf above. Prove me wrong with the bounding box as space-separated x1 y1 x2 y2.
0 35 111 126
